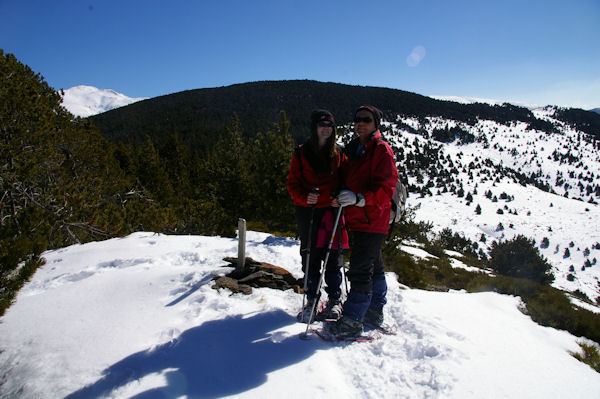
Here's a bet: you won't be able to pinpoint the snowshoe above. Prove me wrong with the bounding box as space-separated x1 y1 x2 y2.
362 307 396 334
363 306 384 328
363 322 397 335
311 325 376 343
325 315 364 339
315 299 342 321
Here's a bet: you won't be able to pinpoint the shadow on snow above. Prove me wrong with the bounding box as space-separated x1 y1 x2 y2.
66 310 319 398
257 235 298 248
165 274 214 307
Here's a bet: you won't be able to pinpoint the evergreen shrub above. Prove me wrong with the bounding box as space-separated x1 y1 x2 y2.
570 342 600 373
488 235 554 284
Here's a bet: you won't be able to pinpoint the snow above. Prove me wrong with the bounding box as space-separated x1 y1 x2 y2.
430 95 542 110
376 112 600 302
1 231 599 398
61 85 146 117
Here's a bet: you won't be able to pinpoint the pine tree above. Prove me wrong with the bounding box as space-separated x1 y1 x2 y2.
135 136 175 204
0 50 136 315
159 132 192 196
246 110 295 230
195 114 251 230
488 235 554 284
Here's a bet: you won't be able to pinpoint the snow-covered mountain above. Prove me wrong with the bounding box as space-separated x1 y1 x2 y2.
432 95 598 112
61 85 147 117
1 231 599 398
431 95 542 110
338 105 600 303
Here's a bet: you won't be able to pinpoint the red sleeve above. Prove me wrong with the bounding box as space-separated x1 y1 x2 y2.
363 143 398 209
286 150 309 207
338 150 350 190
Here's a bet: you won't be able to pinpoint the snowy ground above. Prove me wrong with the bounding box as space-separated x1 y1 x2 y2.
377 114 600 302
1 231 599 398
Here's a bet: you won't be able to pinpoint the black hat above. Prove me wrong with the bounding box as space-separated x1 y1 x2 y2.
355 105 383 129
311 109 335 128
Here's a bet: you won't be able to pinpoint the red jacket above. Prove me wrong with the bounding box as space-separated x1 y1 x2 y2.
342 130 398 234
287 145 345 208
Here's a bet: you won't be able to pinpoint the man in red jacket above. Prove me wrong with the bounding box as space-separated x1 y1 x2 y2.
329 105 399 338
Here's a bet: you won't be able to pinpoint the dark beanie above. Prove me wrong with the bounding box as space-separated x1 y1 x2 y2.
311 109 335 129
355 105 383 129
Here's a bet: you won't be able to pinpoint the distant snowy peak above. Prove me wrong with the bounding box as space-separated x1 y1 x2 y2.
431 95 542 110
61 85 147 117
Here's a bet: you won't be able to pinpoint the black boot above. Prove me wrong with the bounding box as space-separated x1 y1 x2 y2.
326 315 363 338
363 307 384 328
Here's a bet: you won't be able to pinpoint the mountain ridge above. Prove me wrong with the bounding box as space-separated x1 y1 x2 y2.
90 80 596 147
64 83 600 120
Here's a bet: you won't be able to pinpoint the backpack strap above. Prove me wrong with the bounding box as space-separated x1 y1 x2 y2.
372 138 404 242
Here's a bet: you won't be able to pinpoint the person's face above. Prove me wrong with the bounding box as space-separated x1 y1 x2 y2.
317 121 333 143
354 110 376 140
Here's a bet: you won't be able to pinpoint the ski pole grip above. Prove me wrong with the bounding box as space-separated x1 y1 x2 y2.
309 187 319 207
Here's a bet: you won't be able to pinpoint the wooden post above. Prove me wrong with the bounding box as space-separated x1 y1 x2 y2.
237 218 246 270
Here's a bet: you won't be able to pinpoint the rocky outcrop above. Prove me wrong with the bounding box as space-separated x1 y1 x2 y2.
212 257 302 295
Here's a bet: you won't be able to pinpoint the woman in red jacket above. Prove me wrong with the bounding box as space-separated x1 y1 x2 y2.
287 109 347 323
330 105 399 338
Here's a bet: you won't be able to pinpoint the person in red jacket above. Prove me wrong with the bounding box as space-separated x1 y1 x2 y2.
329 105 399 338
287 109 347 322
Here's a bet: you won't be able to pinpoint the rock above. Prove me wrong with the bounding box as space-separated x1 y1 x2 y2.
215 257 303 294
212 277 252 295
237 271 270 283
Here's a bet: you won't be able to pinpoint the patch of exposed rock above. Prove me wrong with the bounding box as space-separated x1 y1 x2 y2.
212 257 302 295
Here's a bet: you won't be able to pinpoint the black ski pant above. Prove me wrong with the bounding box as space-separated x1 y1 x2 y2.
295 205 342 301
343 231 388 321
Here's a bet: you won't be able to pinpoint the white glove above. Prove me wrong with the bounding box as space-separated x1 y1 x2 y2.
338 190 365 207
355 193 365 207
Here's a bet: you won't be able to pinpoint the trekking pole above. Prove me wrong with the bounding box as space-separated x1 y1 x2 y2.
300 188 318 322
337 209 350 297
300 204 344 340
341 262 349 297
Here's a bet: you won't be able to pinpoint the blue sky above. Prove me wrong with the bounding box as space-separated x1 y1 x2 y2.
2 0 599 109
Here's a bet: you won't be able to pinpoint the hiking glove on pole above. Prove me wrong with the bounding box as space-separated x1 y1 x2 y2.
338 190 365 207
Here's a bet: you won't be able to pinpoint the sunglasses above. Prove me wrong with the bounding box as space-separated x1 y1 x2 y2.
317 121 334 127
354 116 373 124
